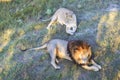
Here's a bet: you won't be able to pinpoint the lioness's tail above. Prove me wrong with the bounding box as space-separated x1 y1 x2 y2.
39 16 52 22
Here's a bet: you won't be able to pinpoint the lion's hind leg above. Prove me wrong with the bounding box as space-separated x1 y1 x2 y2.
48 47 60 69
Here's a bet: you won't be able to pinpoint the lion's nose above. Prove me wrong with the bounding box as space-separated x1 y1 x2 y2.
82 58 88 62
83 58 87 60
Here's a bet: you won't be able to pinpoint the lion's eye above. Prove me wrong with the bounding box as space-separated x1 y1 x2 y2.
88 54 91 59
78 58 81 61
74 47 78 51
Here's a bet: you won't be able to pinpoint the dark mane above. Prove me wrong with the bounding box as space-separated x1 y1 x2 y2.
67 40 92 65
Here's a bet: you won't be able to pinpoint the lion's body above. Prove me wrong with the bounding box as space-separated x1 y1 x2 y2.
27 39 101 71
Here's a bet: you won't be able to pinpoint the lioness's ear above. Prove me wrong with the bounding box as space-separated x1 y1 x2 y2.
66 13 72 18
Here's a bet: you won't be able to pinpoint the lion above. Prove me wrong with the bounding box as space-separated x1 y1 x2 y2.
22 39 101 71
43 8 77 35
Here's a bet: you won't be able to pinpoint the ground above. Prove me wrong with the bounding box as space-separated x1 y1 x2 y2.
0 0 120 80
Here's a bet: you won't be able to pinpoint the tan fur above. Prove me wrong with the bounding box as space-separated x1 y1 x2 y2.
26 39 101 71
47 8 77 35
73 47 91 64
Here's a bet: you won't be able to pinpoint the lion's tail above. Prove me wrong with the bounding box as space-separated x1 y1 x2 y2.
29 43 48 51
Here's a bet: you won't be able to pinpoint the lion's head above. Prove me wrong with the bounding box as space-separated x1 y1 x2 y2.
68 40 92 65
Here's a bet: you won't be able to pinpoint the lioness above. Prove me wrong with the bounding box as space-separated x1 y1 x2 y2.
46 8 77 35
23 39 101 71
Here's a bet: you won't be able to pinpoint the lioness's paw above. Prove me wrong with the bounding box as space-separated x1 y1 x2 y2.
70 33 74 35
46 27 50 30
55 66 60 70
67 32 74 35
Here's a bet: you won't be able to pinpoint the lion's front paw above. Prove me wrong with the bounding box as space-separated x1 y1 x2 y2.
97 65 102 69
91 66 99 71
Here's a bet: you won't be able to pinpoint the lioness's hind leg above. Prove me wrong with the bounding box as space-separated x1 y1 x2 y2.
47 16 57 30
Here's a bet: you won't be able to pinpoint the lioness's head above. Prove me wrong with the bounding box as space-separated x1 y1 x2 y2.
66 25 77 35
66 14 77 35
68 40 92 65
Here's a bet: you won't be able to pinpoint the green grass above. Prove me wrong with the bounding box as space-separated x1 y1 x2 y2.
0 0 120 80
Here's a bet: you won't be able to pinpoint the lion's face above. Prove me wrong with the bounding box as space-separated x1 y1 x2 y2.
68 40 92 65
72 46 92 64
